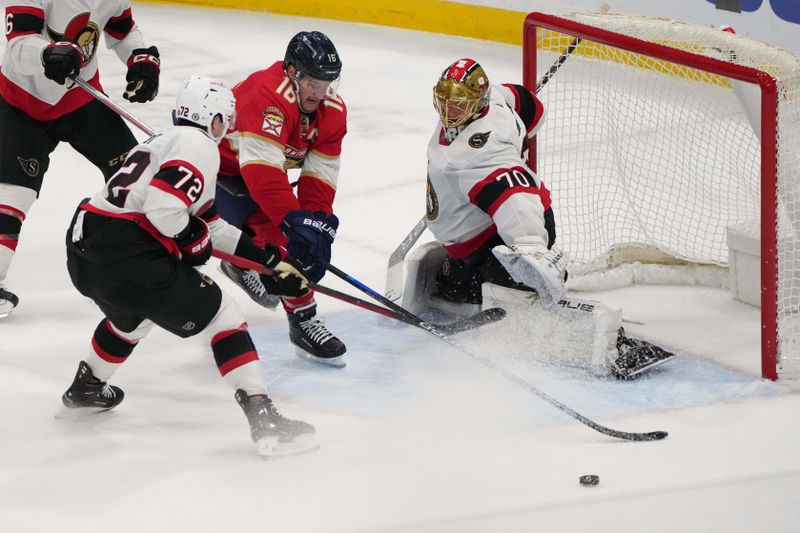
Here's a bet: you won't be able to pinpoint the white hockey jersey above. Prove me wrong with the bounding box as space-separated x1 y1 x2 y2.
1 0 149 120
426 83 551 259
79 127 242 258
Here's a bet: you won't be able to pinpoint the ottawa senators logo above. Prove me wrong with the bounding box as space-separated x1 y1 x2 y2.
426 175 439 221
47 13 100 65
17 156 40 177
468 131 491 149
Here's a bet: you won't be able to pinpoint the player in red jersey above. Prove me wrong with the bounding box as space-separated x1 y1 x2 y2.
0 0 160 318
215 31 347 368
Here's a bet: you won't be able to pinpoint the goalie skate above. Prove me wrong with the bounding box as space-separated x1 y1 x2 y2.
235 389 318 458
611 329 676 379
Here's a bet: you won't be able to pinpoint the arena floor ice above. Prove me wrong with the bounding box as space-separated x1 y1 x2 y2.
0 4 798 532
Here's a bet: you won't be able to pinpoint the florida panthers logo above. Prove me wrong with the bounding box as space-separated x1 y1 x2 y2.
47 12 100 83
426 175 439 221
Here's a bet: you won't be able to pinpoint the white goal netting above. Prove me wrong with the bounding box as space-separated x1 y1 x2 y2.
529 13 800 377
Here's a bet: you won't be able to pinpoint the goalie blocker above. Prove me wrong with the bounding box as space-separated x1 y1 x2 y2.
400 242 675 379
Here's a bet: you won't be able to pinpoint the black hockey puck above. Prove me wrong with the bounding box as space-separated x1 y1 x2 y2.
579 474 599 486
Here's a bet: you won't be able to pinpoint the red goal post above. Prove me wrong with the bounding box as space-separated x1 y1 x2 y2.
523 12 800 380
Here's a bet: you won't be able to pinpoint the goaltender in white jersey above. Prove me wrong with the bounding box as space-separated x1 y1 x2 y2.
405 58 675 379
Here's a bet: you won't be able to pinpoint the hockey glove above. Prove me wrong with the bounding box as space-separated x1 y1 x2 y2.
124 46 160 103
259 244 310 298
492 238 568 308
41 42 85 85
176 216 212 267
282 210 338 282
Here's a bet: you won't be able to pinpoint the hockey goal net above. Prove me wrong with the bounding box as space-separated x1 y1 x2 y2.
524 12 800 379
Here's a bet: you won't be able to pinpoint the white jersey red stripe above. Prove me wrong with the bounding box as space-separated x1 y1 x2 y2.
1 0 151 120
83 126 243 259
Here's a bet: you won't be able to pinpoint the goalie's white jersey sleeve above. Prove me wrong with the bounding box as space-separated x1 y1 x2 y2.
82 127 242 256
425 84 551 258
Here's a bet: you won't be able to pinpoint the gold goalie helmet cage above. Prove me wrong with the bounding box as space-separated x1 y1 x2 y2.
433 58 490 128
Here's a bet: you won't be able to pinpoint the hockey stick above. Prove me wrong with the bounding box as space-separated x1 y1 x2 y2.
536 37 582 93
385 214 427 302
384 40 583 302
71 76 157 136
321 259 668 442
211 250 503 334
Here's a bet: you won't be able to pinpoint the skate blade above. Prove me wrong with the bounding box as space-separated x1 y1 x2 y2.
257 434 319 459
0 304 15 319
293 347 346 368
54 405 114 420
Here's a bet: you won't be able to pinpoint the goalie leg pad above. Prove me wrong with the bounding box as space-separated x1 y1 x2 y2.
481 287 622 374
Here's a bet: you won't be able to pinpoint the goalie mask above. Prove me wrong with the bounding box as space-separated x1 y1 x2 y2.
173 75 237 144
433 58 490 129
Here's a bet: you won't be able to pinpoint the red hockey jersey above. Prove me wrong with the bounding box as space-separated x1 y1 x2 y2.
219 61 347 226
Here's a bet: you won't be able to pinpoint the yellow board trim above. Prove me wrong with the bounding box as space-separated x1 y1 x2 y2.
141 2 735 88
139 0 526 45
539 31 733 88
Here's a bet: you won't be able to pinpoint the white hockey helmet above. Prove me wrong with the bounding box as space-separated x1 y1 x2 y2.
173 75 236 144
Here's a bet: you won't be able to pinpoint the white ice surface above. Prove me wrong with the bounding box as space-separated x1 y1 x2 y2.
1 4 799 532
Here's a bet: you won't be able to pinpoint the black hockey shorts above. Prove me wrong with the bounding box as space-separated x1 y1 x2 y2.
0 96 137 194
66 209 222 337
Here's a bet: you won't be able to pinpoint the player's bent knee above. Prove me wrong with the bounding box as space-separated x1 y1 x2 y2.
204 291 248 337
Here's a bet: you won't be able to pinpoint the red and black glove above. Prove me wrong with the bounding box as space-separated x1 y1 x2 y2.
41 42 85 85
176 216 212 267
124 46 160 103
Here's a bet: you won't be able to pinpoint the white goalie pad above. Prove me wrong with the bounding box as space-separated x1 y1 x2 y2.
401 243 624 376
482 284 623 374
400 241 481 317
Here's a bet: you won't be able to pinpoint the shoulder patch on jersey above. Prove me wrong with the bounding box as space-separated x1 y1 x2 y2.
468 131 491 149
261 106 285 137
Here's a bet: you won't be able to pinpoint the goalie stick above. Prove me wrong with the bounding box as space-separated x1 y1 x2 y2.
322 259 668 442
385 214 427 303
384 38 584 303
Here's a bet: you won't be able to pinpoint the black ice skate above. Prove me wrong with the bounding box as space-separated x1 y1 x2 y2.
0 283 19 319
611 328 676 379
59 361 124 417
234 389 318 458
288 305 346 368
219 261 280 310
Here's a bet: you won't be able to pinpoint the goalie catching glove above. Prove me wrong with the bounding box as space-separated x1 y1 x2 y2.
492 238 568 308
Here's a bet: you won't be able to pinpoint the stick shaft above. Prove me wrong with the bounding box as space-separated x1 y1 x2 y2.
321 259 666 442
71 77 157 136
